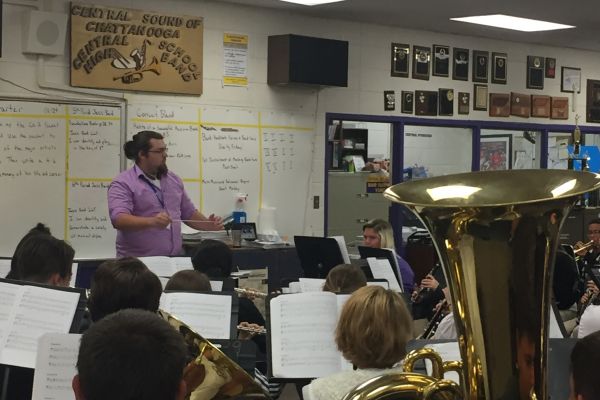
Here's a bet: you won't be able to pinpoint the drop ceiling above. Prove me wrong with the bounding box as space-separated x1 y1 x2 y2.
215 0 600 52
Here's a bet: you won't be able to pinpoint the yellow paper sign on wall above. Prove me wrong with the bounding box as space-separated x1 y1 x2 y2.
70 3 203 95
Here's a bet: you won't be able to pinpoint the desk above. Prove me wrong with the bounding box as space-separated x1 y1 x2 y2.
75 243 303 291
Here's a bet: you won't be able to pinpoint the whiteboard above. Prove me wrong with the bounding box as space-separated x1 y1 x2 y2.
127 102 314 238
0 100 121 258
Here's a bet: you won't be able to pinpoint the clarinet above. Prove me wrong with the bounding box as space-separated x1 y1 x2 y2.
419 299 448 339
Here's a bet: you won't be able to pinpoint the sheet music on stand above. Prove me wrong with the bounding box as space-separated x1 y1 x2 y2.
0 280 82 369
366 257 402 292
0 259 10 278
266 292 351 380
160 291 238 339
137 256 193 277
31 333 80 400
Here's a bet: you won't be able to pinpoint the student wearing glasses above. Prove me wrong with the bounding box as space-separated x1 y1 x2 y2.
108 131 223 257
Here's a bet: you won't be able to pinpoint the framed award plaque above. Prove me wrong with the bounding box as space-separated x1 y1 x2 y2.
586 79 600 123
551 96 569 119
412 45 431 80
439 88 454 116
510 92 531 118
384 90 395 111
391 43 409 78
561 66 581 93
472 50 489 83
489 93 510 117
531 95 551 118
527 56 545 90
401 91 414 114
491 52 507 84
415 90 438 116
473 84 488 111
433 45 450 77
453 47 469 81
458 92 470 115
545 57 556 78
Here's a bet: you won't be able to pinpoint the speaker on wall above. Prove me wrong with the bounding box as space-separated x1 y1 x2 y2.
268 34 348 87
22 10 68 56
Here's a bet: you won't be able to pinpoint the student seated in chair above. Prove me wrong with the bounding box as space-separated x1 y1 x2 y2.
165 269 212 292
87 257 162 322
322 264 367 294
5 222 52 279
12 234 74 286
72 309 188 400
569 330 600 400
303 285 413 400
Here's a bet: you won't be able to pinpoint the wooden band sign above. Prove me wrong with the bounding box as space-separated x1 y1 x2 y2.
70 3 203 95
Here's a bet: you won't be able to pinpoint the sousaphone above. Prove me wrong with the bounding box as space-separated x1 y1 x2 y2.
158 310 270 400
344 169 600 400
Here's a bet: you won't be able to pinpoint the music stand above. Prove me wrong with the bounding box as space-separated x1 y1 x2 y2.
293 236 345 279
357 246 403 290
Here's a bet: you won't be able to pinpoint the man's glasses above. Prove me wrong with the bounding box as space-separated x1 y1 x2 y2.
148 148 168 154
589 230 600 235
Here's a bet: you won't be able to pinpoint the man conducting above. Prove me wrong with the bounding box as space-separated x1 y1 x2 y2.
108 131 223 257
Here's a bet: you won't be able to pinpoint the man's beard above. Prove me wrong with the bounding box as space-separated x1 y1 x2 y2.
156 163 168 179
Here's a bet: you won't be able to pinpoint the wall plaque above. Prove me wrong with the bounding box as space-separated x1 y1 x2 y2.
70 3 204 95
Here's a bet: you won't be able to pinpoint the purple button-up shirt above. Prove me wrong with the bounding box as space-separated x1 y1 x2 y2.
108 164 197 257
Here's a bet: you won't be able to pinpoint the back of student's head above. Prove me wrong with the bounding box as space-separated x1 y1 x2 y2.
165 270 212 292
571 330 600 399
7 223 53 279
88 257 162 322
323 264 367 294
14 234 74 285
335 285 412 369
75 309 187 400
191 239 232 279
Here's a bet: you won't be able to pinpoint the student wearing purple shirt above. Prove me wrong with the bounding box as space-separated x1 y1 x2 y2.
108 131 223 257
362 219 414 293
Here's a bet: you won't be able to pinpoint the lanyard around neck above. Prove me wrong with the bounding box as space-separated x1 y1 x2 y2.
140 175 165 209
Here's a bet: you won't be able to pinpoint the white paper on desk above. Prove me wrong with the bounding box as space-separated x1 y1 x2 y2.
69 263 78 288
0 259 11 279
138 256 177 277
172 257 193 272
210 280 224 292
160 292 232 339
367 257 402 292
299 278 325 292
31 333 80 400
0 285 79 368
330 236 351 264
424 342 461 384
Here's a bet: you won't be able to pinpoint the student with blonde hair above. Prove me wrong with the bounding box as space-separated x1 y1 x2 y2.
303 285 413 400
362 219 414 292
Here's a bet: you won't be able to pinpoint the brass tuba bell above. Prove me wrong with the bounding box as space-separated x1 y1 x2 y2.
375 169 600 400
158 310 270 400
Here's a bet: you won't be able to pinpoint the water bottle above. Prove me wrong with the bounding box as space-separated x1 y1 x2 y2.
232 193 247 223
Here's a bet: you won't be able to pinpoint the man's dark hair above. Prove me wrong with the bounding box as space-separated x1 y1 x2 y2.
589 218 600 227
123 130 163 162
191 239 233 279
88 257 162 322
14 234 74 283
571 331 600 399
165 270 212 292
76 309 187 400
7 223 52 279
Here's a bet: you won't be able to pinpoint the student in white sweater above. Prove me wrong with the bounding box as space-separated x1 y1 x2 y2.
303 286 413 400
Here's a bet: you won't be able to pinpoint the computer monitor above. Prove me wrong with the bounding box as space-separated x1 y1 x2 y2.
293 236 345 279
357 246 403 290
